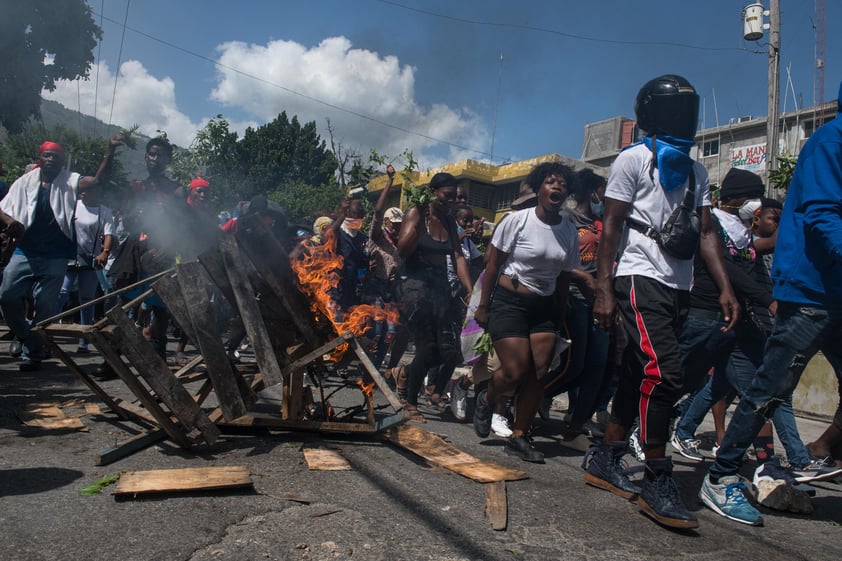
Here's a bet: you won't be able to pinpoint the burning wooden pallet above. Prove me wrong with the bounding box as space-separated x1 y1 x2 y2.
36 214 405 464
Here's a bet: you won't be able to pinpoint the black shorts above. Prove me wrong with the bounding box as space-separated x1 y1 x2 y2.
487 287 558 341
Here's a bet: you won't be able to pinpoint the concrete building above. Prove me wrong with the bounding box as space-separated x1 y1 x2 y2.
581 100 838 190
367 153 604 225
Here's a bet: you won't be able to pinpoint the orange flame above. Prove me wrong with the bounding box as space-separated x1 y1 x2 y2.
291 230 401 361
356 379 375 398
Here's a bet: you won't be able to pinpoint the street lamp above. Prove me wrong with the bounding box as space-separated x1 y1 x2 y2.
742 1 780 197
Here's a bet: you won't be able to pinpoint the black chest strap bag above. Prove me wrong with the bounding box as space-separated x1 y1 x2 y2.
626 166 700 260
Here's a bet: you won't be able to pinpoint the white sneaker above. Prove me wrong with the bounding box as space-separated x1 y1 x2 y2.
491 413 513 438
450 379 468 421
628 425 646 462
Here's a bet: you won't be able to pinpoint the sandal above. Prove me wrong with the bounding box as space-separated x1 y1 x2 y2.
421 392 447 412
402 405 426 424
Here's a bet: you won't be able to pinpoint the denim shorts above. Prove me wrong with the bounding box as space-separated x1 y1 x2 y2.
487 287 558 341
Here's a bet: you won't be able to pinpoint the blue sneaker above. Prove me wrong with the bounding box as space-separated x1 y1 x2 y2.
583 441 641 500
699 474 763 526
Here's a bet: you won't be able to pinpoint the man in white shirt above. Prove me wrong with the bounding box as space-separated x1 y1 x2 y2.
584 75 738 529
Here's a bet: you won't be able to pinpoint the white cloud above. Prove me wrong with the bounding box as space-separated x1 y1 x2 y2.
211 36 488 168
44 36 489 168
44 60 201 146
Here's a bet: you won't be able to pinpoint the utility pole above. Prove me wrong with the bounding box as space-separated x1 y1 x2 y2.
766 0 781 196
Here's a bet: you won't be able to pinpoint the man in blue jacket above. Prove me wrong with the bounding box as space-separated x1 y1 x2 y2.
699 80 842 526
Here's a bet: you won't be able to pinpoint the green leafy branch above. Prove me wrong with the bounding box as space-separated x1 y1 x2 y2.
80 472 123 496
118 124 140 150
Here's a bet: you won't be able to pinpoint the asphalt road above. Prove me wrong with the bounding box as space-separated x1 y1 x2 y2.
1 332 841 561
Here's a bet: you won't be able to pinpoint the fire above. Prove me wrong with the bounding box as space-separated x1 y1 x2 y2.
291 230 401 360
356 379 375 398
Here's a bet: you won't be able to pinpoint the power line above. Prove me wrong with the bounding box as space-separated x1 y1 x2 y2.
377 0 748 52
107 0 131 128
92 10 493 159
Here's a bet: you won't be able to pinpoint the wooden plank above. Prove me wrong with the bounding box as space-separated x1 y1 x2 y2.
235 215 325 350
218 413 376 434
95 429 167 466
197 245 236 306
349 336 403 411
174 261 252 420
384 425 529 483
34 326 127 419
485 481 508 531
106 306 220 445
113 399 160 426
218 235 284 386
282 333 349 377
150 274 194 345
88 329 192 448
114 466 253 496
16 404 86 430
303 448 352 471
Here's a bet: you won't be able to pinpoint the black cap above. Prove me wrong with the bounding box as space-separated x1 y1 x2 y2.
720 168 765 201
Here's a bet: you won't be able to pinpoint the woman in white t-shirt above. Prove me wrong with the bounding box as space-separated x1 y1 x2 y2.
473 162 581 462
56 183 114 353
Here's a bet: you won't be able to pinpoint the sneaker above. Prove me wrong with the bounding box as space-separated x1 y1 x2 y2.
450 379 468 421
670 433 704 462
791 459 842 484
637 459 699 529
491 413 513 438
505 434 544 463
712 442 721 457
699 474 764 526
628 425 646 462
473 389 492 438
582 441 642 500
9 338 23 358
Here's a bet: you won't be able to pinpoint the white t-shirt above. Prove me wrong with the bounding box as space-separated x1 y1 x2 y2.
74 201 115 258
492 208 580 296
607 143 710 290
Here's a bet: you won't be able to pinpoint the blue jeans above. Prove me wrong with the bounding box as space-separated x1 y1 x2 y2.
678 311 736 396
566 296 610 425
0 253 68 361
677 329 810 467
57 267 101 337
710 302 842 479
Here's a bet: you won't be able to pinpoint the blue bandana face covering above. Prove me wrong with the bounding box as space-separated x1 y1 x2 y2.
643 135 695 192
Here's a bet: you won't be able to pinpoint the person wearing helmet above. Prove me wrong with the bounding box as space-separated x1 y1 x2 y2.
585 75 739 529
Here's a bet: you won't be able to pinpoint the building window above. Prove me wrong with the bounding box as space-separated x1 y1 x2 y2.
702 139 719 157
466 185 493 209
493 184 519 211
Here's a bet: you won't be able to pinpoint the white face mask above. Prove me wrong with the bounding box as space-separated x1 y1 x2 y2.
344 217 364 231
738 199 762 224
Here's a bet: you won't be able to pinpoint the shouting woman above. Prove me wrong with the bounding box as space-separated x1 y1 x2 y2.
473 162 580 462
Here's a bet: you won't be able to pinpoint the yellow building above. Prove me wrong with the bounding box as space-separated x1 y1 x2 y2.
367 153 605 225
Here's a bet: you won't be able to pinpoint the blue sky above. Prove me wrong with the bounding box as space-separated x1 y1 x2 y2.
46 0 840 170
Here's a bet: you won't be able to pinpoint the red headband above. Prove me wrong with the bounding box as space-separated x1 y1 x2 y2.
189 178 209 190
39 141 64 155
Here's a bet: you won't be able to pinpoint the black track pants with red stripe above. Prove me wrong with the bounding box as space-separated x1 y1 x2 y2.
610 275 690 447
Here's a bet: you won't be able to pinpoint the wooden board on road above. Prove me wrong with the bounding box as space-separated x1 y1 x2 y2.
114 466 253 496
303 447 352 471
384 424 528 483
485 481 508 531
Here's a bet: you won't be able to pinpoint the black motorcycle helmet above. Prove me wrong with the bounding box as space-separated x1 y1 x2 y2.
634 74 700 140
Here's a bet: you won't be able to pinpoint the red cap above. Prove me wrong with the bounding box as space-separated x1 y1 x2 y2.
39 141 64 155
189 178 209 190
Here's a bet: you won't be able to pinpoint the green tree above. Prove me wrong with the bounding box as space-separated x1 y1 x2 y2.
238 112 337 201
0 0 102 133
269 180 344 225
769 153 797 194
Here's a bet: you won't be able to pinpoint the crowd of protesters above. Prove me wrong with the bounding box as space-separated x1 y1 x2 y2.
1 74 842 533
